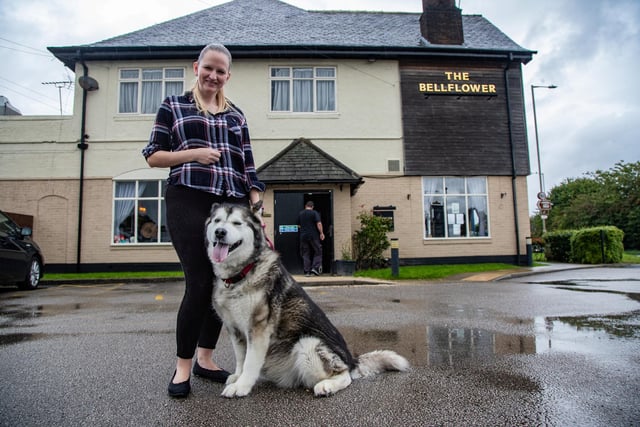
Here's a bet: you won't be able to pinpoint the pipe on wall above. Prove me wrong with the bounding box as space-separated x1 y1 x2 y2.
76 50 90 272
503 57 523 265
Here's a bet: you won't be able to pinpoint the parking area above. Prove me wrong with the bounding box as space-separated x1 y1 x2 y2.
1 266 639 426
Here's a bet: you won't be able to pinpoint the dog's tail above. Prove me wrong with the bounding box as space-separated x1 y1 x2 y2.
350 350 410 379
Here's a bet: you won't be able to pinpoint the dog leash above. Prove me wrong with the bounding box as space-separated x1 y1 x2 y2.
262 223 275 250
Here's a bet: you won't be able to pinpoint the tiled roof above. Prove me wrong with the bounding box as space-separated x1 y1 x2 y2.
257 138 363 192
49 0 533 68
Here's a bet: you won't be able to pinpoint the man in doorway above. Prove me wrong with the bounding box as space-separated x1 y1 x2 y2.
298 201 325 276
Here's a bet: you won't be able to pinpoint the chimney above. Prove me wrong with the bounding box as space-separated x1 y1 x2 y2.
420 0 464 45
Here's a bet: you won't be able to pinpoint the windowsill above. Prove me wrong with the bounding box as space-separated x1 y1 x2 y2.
423 237 491 244
111 243 173 248
266 112 340 119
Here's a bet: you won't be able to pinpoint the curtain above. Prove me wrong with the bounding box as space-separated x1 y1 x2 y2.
293 80 312 112
271 81 289 111
141 81 162 114
423 177 444 237
119 82 137 113
114 182 136 242
165 81 183 97
467 178 488 236
316 80 335 111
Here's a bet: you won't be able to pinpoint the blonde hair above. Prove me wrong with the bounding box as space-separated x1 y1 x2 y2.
192 43 232 114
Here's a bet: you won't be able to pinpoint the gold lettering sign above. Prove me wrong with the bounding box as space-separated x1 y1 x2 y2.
418 72 497 95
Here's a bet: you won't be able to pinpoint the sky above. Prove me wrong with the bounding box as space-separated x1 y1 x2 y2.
1 0 638 214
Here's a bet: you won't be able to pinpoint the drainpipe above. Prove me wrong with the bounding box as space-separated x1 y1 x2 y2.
503 56 522 265
76 50 90 272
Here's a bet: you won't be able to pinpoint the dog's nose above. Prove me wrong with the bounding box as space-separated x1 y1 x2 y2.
215 228 227 239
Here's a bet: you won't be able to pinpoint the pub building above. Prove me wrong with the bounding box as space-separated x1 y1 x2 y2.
0 0 534 273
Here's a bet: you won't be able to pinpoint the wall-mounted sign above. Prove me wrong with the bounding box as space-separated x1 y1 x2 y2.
279 225 299 233
419 71 497 96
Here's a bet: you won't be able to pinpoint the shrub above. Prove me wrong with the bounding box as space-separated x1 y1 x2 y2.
352 211 391 269
543 230 576 262
571 226 624 264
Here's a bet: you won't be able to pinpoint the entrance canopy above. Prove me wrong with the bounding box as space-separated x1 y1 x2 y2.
257 138 363 195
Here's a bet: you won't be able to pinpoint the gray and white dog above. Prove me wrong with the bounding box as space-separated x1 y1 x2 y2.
205 202 409 398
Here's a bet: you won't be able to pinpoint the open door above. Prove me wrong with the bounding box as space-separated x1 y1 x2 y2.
274 191 332 274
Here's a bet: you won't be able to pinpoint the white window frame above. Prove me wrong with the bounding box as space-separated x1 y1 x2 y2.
269 66 337 113
118 67 185 114
112 178 170 246
422 176 490 239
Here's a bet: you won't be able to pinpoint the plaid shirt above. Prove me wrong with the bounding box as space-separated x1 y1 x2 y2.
142 93 265 197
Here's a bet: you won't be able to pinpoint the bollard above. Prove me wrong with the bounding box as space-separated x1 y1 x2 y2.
525 236 533 267
390 238 399 277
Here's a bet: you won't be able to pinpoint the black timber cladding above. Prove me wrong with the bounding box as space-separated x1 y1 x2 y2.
400 60 530 176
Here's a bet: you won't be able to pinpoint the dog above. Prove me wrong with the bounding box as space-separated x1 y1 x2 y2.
205 201 409 398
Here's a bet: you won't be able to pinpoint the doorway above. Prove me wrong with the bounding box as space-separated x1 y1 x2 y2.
273 190 333 274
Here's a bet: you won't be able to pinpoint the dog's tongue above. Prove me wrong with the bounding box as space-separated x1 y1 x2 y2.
212 242 230 263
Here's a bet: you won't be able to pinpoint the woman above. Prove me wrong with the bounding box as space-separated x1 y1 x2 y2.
142 43 265 398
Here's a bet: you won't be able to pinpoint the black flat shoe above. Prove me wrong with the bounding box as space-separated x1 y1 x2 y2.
168 371 191 398
192 361 230 383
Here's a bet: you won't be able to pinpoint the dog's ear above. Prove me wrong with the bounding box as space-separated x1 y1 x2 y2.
210 202 222 216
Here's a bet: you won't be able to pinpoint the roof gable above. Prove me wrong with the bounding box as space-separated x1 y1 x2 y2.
257 138 363 192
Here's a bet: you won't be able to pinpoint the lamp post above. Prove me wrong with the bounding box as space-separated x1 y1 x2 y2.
531 84 557 233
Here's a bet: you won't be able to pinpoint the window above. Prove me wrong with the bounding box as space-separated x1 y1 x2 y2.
119 68 185 114
113 180 170 245
423 177 489 239
270 66 336 112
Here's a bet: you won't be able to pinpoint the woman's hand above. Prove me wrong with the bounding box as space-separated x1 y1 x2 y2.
146 148 220 168
191 148 221 165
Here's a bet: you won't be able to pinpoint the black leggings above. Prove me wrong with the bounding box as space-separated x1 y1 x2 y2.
165 184 248 359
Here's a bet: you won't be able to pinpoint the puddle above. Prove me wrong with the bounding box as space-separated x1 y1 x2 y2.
340 310 640 368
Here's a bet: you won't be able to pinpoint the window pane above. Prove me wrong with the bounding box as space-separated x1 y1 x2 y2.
293 68 313 78
142 69 162 80
114 200 135 243
141 81 162 114
271 81 290 111
160 198 171 243
165 68 184 79
446 196 466 237
468 196 489 237
316 67 335 77
120 69 138 79
138 181 158 197
467 177 486 194
293 80 313 112
138 202 158 243
423 177 444 195
445 177 465 194
425 197 445 238
165 81 183 97
316 80 335 111
115 181 136 198
119 82 138 113
271 67 290 77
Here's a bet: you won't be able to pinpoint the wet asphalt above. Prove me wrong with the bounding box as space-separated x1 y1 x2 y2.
0 264 639 426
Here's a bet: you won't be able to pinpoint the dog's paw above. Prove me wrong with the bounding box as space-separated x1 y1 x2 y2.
313 380 337 397
221 381 253 398
226 373 240 385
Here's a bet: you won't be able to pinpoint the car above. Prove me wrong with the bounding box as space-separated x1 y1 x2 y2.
0 210 45 290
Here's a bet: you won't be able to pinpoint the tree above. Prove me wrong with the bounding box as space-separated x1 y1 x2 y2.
544 161 640 249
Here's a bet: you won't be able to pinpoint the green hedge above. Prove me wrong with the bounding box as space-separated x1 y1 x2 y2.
571 226 624 264
543 230 575 262
543 226 625 264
